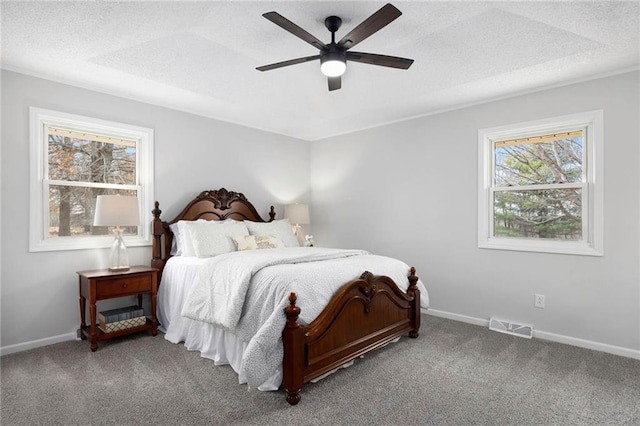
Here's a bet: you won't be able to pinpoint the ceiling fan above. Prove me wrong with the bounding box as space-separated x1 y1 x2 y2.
256 3 414 91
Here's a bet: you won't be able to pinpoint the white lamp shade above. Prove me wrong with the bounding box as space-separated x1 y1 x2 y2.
284 203 310 225
93 195 140 227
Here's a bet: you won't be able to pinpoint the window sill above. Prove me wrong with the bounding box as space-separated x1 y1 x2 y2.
29 236 151 253
479 238 603 257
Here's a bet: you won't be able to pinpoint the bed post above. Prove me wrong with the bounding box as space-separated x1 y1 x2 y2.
268 205 276 222
407 267 421 338
151 201 165 274
282 292 304 405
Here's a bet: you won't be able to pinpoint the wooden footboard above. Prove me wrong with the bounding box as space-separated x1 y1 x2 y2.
282 267 421 405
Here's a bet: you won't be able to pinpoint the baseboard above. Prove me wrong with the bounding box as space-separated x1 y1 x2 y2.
3 311 638 361
533 329 640 360
426 308 490 327
0 331 77 356
426 309 640 361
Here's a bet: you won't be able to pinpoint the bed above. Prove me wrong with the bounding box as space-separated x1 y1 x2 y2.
152 188 426 404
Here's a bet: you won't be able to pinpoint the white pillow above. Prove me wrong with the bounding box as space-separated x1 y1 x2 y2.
244 219 299 247
171 219 205 256
186 220 249 257
169 222 180 255
171 219 237 256
232 235 285 251
171 220 202 256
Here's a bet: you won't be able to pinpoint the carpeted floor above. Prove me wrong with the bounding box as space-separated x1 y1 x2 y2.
1 315 639 425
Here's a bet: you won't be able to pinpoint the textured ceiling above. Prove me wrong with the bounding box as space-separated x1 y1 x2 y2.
2 1 638 140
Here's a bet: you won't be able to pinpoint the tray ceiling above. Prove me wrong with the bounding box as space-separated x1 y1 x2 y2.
2 1 638 140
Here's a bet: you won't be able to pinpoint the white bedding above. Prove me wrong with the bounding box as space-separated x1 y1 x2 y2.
181 248 369 329
158 248 429 390
158 256 281 389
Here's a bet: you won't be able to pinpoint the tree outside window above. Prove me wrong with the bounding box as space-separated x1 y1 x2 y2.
47 128 138 238
493 131 584 240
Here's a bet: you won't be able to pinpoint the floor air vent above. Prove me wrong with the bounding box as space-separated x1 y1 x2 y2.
489 317 533 339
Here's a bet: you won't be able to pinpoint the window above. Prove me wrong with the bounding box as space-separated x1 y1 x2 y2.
30 108 154 252
478 110 603 256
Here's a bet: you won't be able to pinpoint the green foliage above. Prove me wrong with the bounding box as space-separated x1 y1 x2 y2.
493 137 583 240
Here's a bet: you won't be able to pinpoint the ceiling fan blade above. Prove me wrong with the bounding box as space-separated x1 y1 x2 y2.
257 55 321 71
263 12 326 50
328 76 341 91
337 3 402 50
346 52 414 69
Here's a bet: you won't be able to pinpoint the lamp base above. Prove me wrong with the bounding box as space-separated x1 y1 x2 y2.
108 228 130 272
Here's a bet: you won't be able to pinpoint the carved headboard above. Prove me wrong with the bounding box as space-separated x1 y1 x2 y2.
151 188 275 277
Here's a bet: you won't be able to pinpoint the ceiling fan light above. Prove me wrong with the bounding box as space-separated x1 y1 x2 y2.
320 53 346 77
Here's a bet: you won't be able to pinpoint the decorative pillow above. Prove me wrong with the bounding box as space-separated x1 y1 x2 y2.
244 219 300 247
232 235 285 251
185 220 249 257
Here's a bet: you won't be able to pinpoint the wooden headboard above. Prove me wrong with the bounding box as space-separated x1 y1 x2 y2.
151 188 275 276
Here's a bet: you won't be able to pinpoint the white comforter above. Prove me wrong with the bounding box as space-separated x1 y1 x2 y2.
180 247 429 388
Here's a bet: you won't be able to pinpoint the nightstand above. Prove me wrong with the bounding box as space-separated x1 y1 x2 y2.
78 266 158 351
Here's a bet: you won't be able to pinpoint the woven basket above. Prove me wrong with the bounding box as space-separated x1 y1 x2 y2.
99 316 146 333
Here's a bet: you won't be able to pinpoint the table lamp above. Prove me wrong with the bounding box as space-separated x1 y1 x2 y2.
93 195 140 271
284 203 310 237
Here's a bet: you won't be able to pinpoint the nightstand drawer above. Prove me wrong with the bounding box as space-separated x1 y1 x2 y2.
96 274 152 298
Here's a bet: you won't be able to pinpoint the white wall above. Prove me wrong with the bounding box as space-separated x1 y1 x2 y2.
1 70 310 351
3 69 638 359
311 71 640 357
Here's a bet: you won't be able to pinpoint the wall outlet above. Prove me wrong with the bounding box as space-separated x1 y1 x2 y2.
534 294 545 308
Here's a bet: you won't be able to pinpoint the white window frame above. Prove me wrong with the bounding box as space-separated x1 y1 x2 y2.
478 110 603 256
29 107 154 252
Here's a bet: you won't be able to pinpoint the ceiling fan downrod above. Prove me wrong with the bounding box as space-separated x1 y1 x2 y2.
321 15 347 77
324 15 342 44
